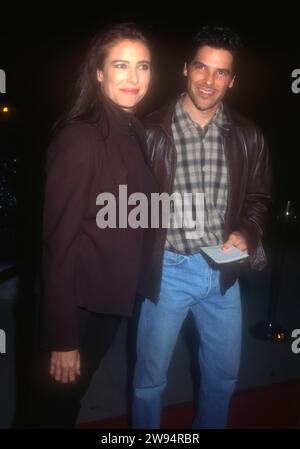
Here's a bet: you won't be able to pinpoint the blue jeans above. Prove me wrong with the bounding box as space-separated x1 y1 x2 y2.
132 250 241 429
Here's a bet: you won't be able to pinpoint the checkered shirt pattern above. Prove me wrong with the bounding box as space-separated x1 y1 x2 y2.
165 95 229 254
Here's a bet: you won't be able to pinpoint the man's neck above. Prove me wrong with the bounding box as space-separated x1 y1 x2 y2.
182 94 219 128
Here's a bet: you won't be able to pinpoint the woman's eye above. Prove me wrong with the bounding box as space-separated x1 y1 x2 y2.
138 64 150 71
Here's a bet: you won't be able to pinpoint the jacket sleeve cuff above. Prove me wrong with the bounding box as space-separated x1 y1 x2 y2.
237 220 267 271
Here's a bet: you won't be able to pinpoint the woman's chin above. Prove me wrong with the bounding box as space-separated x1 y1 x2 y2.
117 96 145 111
119 101 139 112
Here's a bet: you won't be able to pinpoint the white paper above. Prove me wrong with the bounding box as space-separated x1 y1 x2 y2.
200 245 249 264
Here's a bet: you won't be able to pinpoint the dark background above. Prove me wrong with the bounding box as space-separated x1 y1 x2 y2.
1 4 300 288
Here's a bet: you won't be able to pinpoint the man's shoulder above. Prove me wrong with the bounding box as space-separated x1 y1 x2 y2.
143 98 178 131
225 107 268 154
226 107 263 135
144 104 171 126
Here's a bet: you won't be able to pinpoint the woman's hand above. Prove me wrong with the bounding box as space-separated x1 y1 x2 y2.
50 350 81 383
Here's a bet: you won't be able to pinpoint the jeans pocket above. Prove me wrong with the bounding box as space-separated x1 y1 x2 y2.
163 250 187 266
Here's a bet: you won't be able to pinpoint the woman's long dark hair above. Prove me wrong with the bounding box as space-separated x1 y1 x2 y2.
54 22 149 134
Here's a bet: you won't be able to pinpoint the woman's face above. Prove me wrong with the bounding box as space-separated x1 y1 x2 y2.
96 39 151 111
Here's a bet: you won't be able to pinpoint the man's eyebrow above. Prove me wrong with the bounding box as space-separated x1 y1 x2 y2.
191 60 207 67
192 61 231 73
217 68 231 73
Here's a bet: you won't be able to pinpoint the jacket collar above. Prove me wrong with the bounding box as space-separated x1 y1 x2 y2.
102 95 134 129
100 94 147 142
146 93 234 137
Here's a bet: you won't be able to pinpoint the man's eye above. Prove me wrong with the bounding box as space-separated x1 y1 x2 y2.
218 70 227 76
115 63 127 69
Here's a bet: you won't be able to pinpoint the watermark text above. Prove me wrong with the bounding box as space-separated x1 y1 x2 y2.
291 329 300 354
0 329 6 354
95 185 205 239
0 69 6 93
291 69 300 94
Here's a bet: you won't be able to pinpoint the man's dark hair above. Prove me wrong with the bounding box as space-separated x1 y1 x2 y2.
186 25 243 72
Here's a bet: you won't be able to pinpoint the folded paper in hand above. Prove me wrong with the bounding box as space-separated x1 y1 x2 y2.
200 245 249 264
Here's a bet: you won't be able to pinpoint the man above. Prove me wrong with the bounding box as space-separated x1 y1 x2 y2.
132 25 272 429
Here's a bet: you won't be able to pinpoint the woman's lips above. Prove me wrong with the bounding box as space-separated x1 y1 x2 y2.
120 88 139 94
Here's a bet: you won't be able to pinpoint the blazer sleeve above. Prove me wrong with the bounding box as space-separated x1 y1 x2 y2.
41 125 94 351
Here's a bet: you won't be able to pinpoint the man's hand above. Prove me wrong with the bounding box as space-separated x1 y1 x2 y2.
223 231 248 252
50 350 81 383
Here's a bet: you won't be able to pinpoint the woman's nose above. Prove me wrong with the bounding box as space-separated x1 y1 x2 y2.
128 69 138 84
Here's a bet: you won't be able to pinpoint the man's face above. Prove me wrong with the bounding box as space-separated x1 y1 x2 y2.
184 45 235 113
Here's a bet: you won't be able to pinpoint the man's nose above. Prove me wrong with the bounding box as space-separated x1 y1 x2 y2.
204 70 214 85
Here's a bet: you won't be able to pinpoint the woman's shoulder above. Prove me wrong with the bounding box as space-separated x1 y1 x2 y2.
45 123 104 172
53 122 100 144
48 122 104 158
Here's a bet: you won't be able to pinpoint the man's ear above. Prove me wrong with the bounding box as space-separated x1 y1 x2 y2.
96 69 103 83
229 75 236 89
183 62 188 77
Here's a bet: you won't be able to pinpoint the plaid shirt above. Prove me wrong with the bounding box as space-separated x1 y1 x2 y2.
165 95 229 254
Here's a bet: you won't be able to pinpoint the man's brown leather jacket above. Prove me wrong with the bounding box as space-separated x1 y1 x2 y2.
141 98 272 298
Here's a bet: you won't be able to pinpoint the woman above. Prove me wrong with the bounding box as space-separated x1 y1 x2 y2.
31 22 157 428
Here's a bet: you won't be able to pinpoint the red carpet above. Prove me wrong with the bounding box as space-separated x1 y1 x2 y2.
77 380 300 429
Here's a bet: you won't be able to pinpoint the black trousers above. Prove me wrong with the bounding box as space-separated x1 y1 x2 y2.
26 308 121 428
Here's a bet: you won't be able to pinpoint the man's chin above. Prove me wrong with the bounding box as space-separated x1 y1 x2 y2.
194 101 216 112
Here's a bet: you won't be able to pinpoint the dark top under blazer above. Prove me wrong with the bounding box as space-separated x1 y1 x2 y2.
41 100 157 351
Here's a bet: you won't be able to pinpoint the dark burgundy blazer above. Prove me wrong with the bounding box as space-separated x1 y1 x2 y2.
41 101 157 350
